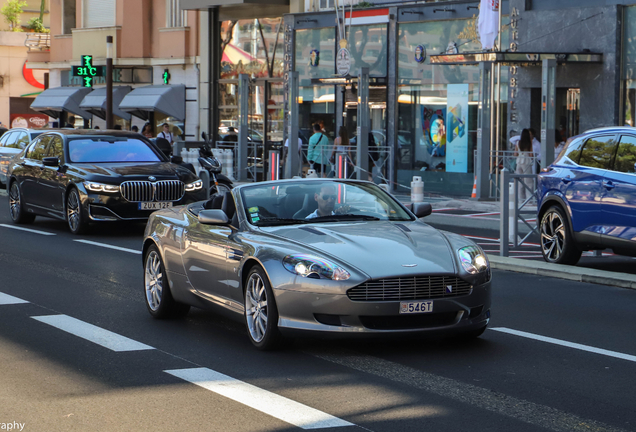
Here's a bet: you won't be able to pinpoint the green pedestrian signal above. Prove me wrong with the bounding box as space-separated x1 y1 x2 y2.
162 69 170 84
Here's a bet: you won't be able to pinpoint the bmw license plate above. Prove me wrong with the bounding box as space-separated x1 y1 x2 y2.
400 301 433 314
139 202 173 210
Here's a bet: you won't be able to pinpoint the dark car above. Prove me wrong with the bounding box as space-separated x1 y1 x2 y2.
537 126 636 264
0 128 46 187
7 130 207 234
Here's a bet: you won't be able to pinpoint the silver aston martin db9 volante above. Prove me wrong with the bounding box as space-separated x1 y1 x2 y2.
142 179 492 349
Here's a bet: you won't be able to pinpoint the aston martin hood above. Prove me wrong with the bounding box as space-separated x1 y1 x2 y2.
264 221 457 279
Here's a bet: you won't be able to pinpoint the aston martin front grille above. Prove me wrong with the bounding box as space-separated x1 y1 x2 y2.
120 180 185 202
347 276 472 302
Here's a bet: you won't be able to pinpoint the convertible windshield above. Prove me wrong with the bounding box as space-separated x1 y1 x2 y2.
240 181 414 226
68 138 162 163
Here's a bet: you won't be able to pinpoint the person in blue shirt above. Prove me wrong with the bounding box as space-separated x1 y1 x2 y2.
307 123 330 176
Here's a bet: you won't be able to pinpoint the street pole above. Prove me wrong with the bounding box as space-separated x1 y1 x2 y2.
106 36 113 129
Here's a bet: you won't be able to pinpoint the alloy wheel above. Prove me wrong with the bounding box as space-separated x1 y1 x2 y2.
541 210 566 262
145 250 163 311
9 182 20 221
67 190 81 232
245 272 268 343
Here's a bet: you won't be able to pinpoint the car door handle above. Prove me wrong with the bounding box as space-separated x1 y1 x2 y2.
561 177 572 184
603 180 616 190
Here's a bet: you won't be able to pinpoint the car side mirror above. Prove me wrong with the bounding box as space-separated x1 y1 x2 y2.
42 157 60 167
198 209 230 225
171 156 183 164
410 202 432 218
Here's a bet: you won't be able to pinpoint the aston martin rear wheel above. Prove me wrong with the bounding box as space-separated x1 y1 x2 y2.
9 181 35 224
144 245 190 319
66 187 89 235
244 266 282 350
540 205 581 265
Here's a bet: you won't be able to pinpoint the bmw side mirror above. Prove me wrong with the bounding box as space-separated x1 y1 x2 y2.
198 209 230 225
42 157 60 167
411 202 432 218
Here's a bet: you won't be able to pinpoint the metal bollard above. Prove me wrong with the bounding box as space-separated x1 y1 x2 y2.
268 150 280 181
509 180 516 245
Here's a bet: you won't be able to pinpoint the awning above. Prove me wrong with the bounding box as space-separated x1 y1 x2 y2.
429 52 603 66
79 86 132 121
30 87 93 120
119 84 185 121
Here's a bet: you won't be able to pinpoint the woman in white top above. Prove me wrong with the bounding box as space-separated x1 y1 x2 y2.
515 129 535 201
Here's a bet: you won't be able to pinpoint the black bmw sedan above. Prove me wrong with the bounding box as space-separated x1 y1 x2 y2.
6 130 207 234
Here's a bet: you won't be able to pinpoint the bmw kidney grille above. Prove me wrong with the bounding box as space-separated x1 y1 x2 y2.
119 180 185 202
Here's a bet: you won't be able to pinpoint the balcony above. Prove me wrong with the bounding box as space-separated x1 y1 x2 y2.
25 33 50 63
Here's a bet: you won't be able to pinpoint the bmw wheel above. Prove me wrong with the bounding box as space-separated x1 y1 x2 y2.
540 205 582 265
244 266 282 350
144 245 190 319
66 187 88 235
8 181 35 224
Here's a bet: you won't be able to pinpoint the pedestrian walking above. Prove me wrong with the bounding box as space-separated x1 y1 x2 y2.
142 123 153 138
307 123 330 177
157 123 174 145
131 125 139 133
515 129 535 201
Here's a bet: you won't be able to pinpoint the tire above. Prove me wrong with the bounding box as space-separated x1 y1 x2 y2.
8 180 35 224
143 245 190 319
540 205 582 265
244 266 282 350
66 187 89 235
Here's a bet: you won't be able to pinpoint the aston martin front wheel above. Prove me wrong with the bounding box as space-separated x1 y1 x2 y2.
244 266 282 350
540 205 581 265
144 245 190 319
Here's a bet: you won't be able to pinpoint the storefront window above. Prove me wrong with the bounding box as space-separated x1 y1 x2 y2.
295 28 337 86
220 18 284 79
347 24 388 77
624 6 636 126
396 18 508 193
299 86 336 140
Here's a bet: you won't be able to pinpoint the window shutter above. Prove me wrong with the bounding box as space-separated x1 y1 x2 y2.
83 0 115 28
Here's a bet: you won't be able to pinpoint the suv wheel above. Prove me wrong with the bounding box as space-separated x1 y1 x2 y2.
540 205 582 265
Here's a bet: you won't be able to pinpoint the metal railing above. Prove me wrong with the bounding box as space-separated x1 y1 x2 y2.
25 33 50 52
499 168 539 257
484 150 539 199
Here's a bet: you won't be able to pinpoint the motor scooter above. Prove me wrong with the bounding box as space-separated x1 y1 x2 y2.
200 132 233 195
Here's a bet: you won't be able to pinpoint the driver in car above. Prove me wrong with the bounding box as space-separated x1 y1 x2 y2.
306 184 337 219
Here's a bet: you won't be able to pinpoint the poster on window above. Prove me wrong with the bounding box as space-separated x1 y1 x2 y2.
10 113 49 129
445 84 469 173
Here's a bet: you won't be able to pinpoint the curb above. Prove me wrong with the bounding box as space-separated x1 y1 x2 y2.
488 255 636 290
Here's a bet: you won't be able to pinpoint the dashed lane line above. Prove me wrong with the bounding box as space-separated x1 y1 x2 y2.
32 314 154 352
165 367 354 430
73 239 142 255
0 292 29 305
0 224 56 236
491 327 636 363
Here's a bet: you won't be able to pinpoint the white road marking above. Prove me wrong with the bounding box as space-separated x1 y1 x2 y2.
73 239 142 255
0 224 56 236
0 292 29 305
491 327 636 363
165 367 354 430
32 314 154 352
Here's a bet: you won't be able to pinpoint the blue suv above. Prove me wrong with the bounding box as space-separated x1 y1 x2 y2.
537 127 636 264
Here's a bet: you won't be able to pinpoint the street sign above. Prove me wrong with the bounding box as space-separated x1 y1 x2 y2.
71 55 105 88
336 48 351 77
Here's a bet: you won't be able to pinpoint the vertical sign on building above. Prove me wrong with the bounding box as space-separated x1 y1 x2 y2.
446 84 469 173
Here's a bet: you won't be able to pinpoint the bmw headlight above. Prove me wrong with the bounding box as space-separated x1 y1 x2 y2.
185 180 203 191
84 182 120 193
458 246 489 274
283 254 351 281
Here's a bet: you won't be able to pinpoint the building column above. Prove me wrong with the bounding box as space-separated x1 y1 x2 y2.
541 58 556 169
356 67 369 179
476 62 492 200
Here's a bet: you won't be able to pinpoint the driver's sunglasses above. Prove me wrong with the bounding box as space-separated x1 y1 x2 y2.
320 194 336 201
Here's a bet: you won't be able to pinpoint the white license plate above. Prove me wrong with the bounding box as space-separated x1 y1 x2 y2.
139 202 173 210
400 300 433 314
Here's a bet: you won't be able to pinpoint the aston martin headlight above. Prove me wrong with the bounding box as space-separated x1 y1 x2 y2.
84 182 120 193
283 254 351 281
458 246 489 274
185 180 203 191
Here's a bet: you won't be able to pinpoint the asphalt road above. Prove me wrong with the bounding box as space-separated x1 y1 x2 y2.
0 196 635 432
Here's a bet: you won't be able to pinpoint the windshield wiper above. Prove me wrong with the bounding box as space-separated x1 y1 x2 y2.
255 217 311 226
310 214 381 222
